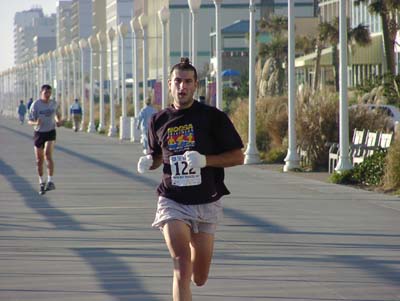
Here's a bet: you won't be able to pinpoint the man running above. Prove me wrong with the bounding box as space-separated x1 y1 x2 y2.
137 58 244 300
28 84 63 195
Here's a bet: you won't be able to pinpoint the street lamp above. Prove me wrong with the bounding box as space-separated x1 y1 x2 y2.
97 31 107 132
57 47 66 119
335 0 352 172
213 0 222 110
47 53 54 95
283 0 299 171
244 0 260 164
138 14 148 103
87 34 98 133
188 0 201 68
118 23 130 140
130 17 141 142
107 27 117 137
79 38 88 130
158 6 170 110
64 45 72 121
71 41 79 103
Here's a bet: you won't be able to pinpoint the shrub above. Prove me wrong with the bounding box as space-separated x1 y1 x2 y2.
352 150 387 186
355 73 400 106
230 96 287 157
296 89 338 169
297 87 391 170
330 169 356 184
349 105 392 133
383 137 400 192
330 150 387 186
265 148 286 163
63 120 73 129
230 100 249 146
259 96 288 149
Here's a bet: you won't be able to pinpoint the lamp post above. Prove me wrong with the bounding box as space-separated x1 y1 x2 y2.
87 35 98 133
64 45 72 121
335 0 352 172
40 54 46 84
27 61 31 100
71 41 79 103
213 0 222 109
108 27 117 137
30 60 35 99
118 23 130 140
79 38 88 130
283 0 299 171
139 14 148 103
158 6 170 110
52 50 58 103
244 0 260 164
57 47 66 119
24 63 29 102
188 0 201 68
97 31 107 132
130 17 141 142
47 53 53 94
31 60 36 99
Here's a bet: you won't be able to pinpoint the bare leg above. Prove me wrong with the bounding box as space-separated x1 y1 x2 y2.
190 231 215 286
44 141 55 177
163 220 193 301
34 146 44 181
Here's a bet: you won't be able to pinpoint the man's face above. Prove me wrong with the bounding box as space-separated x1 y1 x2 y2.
41 89 52 101
168 69 197 110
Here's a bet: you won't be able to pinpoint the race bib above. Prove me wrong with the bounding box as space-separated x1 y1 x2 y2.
169 155 201 186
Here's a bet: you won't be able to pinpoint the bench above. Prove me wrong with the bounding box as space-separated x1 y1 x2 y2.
352 131 393 166
328 129 394 172
328 128 366 173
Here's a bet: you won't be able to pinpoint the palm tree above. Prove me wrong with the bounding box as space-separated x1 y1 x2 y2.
354 0 400 76
312 21 337 92
257 16 288 96
313 18 371 92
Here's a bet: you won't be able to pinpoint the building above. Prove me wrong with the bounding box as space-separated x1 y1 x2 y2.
207 1 318 85
264 0 318 18
13 7 56 101
14 8 56 65
71 0 93 42
92 0 107 90
295 0 392 88
106 0 135 102
57 1 73 48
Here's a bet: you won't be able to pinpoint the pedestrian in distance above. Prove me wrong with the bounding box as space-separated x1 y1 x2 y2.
17 100 27 124
28 84 64 195
27 97 33 111
137 57 244 301
137 96 157 154
70 98 82 132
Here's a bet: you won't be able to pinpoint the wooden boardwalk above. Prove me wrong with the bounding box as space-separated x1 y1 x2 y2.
1 116 399 301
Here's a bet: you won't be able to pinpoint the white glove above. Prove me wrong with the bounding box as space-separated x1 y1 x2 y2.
183 151 206 168
137 154 153 174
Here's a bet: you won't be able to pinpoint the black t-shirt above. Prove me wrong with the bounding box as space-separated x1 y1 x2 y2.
148 101 244 205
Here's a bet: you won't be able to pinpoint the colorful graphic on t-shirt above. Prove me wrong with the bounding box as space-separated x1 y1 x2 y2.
167 123 195 151
39 108 55 117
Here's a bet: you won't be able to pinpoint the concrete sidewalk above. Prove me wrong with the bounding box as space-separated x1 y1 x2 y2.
1 116 399 301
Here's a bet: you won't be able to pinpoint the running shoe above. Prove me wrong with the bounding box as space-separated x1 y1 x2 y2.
39 183 46 195
45 181 56 191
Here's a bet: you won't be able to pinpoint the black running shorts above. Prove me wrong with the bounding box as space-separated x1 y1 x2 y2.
33 130 56 148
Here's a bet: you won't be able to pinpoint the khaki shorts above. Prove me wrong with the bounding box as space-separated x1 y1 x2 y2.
152 196 223 234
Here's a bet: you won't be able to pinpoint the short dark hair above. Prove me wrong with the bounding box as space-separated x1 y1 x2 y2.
41 84 52 91
169 57 197 81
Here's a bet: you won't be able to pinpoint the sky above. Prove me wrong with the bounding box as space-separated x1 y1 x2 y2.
0 0 57 71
